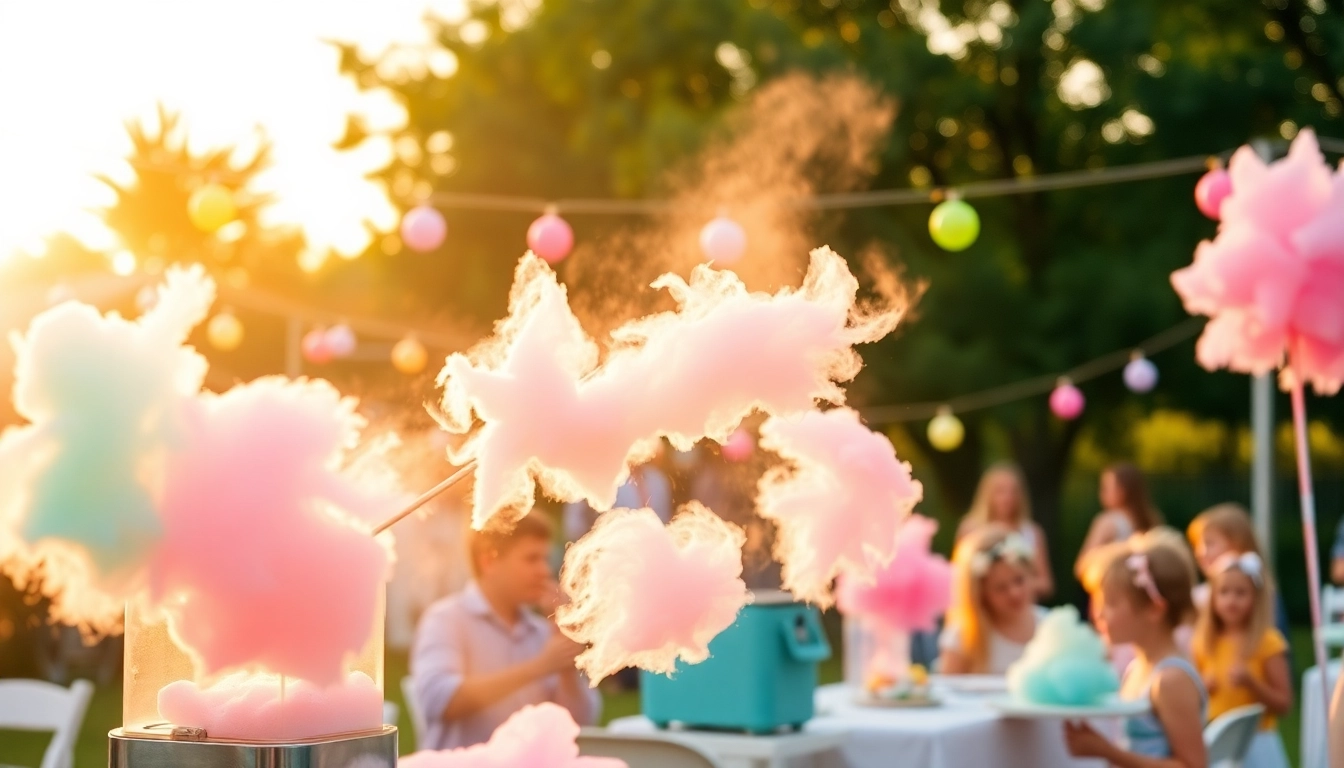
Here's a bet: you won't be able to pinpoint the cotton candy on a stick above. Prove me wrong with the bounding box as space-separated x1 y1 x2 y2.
437 247 898 529
556 503 749 683
1171 129 1344 394
0 266 213 633
835 515 950 633
149 377 396 686
756 408 923 606
398 703 626 768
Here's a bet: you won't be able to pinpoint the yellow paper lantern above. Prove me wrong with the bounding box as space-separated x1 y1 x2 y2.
392 336 428 374
927 408 964 452
207 311 244 351
188 184 237 234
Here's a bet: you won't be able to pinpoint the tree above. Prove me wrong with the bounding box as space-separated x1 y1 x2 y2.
343 0 1343 577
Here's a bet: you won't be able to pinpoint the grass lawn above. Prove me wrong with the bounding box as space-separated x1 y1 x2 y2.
0 631 1315 766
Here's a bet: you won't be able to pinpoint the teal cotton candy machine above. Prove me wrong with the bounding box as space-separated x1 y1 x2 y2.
641 590 831 734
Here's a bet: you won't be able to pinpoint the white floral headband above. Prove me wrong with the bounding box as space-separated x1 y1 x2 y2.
1213 551 1264 588
1126 553 1167 608
970 533 1033 577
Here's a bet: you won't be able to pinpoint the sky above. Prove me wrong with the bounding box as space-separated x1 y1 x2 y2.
0 0 469 267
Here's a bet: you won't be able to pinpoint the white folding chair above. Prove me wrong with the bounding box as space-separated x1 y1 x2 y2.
577 729 723 768
1322 587 1344 648
400 676 424 747
382 701 399 727
1204 703 1264 768
0 679 93 768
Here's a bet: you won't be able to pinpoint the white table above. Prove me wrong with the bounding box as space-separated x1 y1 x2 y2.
606 718 845 768
1301 660 1342 768
609 683 1109 768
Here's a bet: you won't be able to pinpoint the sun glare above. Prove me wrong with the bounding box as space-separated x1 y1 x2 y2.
0 0 468 265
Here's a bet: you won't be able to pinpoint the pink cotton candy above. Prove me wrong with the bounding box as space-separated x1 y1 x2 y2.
157 671 382 742
1171 129 1344 394
556 503 749 683
755 408 923 607
437 247 899 528
399 703 626 768
835 515 952 634
149 377 397 686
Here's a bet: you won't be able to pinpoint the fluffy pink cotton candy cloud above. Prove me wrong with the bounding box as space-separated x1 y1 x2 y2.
835 515 952 634
755 408 922 607
399 703 626 768
148 376 396 687
437 247 899 529
157 671 383 742
556 503 749 683
1172 129 1344 394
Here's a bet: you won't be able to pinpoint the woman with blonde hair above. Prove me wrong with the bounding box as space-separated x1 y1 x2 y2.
957 462 1053 598
939 524 1045 675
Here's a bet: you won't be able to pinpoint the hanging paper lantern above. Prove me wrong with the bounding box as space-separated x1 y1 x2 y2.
527 212 574 264
1194 167 1232 221
207 311 244 351
1123 355 1159 394
391 336 428 374
721 429 755 462
188 184 237 234
699 215 747 265
324 324 357 358
401 205 447 253
928 199 980 251
1049 379 1085 420
927 408 965 452
302 329 333 364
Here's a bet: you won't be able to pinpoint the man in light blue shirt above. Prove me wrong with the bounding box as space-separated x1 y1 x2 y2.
410 513 599 749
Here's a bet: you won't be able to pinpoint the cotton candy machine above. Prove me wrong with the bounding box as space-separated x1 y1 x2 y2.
640 590 830 734
109 598 396 768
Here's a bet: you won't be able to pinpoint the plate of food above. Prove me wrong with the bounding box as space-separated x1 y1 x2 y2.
855 664 941 708
988 695 1149 720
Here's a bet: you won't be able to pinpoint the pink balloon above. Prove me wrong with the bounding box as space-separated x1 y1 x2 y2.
1049 382 1085 420
302 329 333 364
721 429 755 462
527 213 575 264
401 206 447 253
699 216 747 265
324 324 357 358
1194 168 1232 220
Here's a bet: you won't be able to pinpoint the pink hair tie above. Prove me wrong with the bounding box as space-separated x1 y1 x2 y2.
1125 553 1167 608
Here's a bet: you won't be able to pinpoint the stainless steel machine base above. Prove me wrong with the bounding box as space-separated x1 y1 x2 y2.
109 727 397 768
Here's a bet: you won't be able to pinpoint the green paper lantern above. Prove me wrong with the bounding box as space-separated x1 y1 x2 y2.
928 199 980 251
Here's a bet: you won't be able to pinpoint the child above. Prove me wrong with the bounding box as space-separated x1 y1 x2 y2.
1192 552 1292 768
1064 539 1207 768
938 525 1045 674
1187 503 1292 662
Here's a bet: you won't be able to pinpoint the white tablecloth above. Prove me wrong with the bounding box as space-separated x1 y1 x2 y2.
1302 661 1342 768
611 683 1108 768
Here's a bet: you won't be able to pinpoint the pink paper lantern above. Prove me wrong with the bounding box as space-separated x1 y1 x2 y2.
721 429 755 462
324 324 357 358
527 213 574 264
699 216 747 265
400 206 447 253
302 329 333 364
1049 380 1085 420
1195 168 1232 221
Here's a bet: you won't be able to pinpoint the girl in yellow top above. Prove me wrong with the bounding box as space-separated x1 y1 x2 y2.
1191 551 1292 768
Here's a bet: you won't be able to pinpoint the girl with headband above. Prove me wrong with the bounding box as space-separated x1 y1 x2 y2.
1192 551 1292 768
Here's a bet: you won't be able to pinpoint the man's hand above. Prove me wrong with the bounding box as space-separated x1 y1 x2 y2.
536 632 584 675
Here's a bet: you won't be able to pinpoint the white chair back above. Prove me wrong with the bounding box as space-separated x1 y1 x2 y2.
577 729 723 768
0 678 94 768
382 701 399 727
1204 703 1264 768
400 676 425 747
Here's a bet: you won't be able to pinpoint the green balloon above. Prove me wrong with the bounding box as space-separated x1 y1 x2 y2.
928 199 980 251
